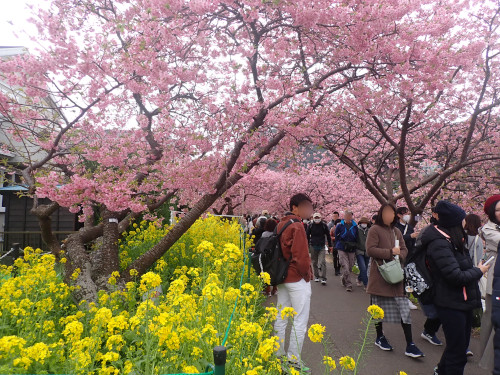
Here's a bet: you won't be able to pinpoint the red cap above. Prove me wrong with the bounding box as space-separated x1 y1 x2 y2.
484 195 500 215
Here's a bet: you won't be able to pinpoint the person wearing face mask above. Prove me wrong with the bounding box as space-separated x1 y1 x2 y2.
306 213 333 285
335 210 358 292
424 200 490 375
396 207 419 311
355 217 371 289
396 207 419 262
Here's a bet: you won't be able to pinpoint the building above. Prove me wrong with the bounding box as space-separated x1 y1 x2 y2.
0 46 78 252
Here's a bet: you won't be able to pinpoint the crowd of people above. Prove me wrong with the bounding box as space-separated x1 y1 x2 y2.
244 193 500 375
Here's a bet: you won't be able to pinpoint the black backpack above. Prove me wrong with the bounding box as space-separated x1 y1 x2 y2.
251 219 300 286
405 242 434 304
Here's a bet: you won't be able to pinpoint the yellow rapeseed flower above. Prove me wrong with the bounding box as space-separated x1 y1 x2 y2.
323 356 336 371
280 307 297 320
367 304 384 320
182 365 199 373
24 342 50 364
259 272 271 285
63 321 84 342
308 324 326 343
257 336 279 361
339 356 356 371
129 269 139 277
139 272 162 293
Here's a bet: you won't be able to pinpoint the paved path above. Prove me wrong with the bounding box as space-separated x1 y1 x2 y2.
267 254 490 375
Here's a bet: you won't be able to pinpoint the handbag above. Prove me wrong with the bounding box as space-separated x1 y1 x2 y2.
377 229 404 284
378 257 405 284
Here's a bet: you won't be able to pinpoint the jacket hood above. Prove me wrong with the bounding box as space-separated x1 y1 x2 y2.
281 214 302 222
420 225 448 247
340 219 357 227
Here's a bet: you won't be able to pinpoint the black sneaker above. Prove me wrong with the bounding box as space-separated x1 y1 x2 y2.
375 336 393 351
405 343 425 358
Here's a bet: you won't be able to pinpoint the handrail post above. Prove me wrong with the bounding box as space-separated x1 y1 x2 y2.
12 243 20 259
213 346 226 375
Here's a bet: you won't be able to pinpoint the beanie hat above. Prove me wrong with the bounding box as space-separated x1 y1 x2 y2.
434 200 466 228
484 195 500 215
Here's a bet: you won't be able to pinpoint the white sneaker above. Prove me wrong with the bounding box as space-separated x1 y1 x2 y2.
409 300 418 310
321 280 327 285
314 278 320 282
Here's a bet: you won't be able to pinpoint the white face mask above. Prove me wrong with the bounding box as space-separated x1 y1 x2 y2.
313 219 321 224
403 214 411 223
360 223 368 229
303 220 309 224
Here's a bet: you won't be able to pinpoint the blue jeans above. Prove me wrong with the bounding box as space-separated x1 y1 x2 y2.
356 254 369 286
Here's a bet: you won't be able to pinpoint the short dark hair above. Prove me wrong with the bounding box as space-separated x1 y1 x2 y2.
333 211 340 216
374 203 398 227
488 201 500 224
396 207 408 216
372 214 378 221
289 193 312 211
464 213 482 236
264 219 278 232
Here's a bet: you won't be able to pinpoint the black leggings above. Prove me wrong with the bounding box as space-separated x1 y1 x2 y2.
375 321 413 345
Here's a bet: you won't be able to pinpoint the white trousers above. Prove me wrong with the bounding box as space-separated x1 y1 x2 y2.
274 279 312 360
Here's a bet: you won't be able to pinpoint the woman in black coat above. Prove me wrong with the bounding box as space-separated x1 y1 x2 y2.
422 200 490 375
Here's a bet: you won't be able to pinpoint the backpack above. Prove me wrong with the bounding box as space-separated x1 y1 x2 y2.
251 219 300 286
404 233 435 304
405 225 454 304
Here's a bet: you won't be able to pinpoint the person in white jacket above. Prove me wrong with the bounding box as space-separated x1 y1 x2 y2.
479 194 500 371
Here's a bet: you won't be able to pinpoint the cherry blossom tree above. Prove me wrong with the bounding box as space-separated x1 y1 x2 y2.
213 163 380 218
313 1 500 223
0 0 484 300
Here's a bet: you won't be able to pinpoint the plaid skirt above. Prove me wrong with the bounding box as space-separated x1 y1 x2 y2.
370 295 411 324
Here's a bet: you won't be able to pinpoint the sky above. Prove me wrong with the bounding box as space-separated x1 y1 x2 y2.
0 0 38 49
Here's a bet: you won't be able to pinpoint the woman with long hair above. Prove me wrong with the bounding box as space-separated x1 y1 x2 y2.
366 203 424 358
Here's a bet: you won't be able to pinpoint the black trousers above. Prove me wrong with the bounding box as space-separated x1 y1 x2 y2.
435 306 472 375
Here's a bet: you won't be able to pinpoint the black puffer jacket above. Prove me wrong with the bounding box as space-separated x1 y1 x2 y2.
422 225 482 311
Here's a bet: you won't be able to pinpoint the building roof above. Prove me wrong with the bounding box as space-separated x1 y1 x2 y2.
0 46 28 58
0 186 28 191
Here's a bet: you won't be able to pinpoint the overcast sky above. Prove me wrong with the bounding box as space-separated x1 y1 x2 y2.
0 0 38 48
